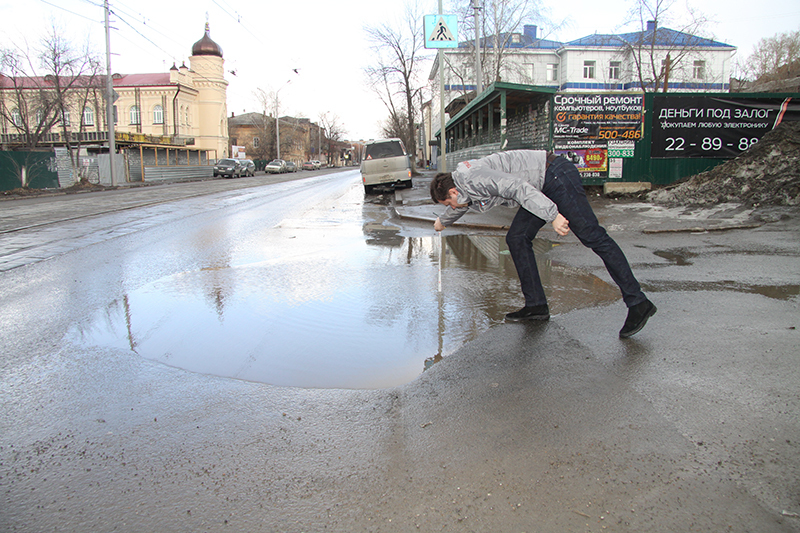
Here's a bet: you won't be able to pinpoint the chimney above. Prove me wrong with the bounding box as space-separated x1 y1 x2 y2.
646 20 656 32
524 25 538 40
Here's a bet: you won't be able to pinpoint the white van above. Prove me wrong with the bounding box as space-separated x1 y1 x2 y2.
360 138 412 193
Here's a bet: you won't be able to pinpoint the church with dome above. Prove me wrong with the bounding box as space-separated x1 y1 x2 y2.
109 23 230 160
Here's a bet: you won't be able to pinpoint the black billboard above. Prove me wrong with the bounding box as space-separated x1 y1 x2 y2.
651 96 799 158
553 93 644 141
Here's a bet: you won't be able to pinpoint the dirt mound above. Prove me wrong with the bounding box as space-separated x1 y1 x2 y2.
1 179 112 199
647 120 800 207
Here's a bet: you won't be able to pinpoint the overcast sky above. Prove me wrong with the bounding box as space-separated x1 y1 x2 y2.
1 0 798 141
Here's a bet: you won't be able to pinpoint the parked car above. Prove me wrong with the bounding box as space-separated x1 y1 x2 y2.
311 160 322 169
214 158 247 178
359 138 412 193
285 161 297 172
265 159 287 173
235 159 256 177
302 161 317 170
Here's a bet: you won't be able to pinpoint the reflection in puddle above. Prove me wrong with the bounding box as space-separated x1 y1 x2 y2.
653 249 696 266
70 228 621 390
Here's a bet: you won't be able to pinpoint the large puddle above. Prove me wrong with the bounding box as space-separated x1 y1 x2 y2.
70 194 622 389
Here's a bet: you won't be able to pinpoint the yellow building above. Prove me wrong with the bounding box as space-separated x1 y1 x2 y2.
1 25 229 186
105 23 229 158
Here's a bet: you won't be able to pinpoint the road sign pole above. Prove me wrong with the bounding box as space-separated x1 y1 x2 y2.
438 0 446 172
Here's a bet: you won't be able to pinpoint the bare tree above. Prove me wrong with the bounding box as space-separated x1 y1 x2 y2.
460 0 544 86
739 28 800 83
1 23 102 183
253 86 307 162
622 0 712 92
252 88 278 160
40 25 103 181
318 112 347 166
364 1 427 168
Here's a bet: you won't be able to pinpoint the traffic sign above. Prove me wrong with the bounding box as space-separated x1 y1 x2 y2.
424 15 458 49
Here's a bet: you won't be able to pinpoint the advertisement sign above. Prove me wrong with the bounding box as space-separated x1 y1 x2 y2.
607 141 635 158
232 145 246 158
651 96 798 158
554 144 608 179
553 93 644 141
553 93 644 179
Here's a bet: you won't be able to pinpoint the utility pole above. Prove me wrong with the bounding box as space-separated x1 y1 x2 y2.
472 0 482 95
438 0 447 172
104 0 117 185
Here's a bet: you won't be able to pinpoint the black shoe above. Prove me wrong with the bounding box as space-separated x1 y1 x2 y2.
505 305 550 321
619 299 657 338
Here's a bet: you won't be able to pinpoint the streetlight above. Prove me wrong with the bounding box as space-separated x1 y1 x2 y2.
275 79 291 160
472 0 482 95
275 70 300 161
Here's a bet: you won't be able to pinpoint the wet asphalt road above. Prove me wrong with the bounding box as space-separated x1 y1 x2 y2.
1 170 799 532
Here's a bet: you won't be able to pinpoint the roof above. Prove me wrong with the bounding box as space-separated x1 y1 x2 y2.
458 25 563 51
566 26 734 49
112 73 172 87
228 112 269 126
436 81 557 137
451 23 733 52
0 73 172 89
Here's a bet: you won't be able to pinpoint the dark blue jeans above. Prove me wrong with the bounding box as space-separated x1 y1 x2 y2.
505 157 646 308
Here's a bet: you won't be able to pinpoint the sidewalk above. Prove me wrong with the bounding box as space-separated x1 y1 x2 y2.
394 173 774 235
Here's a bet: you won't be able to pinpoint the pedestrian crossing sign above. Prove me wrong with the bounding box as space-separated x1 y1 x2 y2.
424 14 458 49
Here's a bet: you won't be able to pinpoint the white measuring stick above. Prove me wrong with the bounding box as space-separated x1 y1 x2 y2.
438 230 443 292
434 213 443 293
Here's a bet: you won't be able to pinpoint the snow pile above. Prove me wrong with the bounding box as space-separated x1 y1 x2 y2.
647 120 800 207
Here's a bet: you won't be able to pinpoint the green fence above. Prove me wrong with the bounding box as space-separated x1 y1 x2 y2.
0 151 59 191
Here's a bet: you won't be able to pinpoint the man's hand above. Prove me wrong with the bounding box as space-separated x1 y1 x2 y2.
552 213 570 236
434 217 445 232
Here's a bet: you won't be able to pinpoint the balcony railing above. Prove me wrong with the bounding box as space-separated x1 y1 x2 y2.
0 131 194 146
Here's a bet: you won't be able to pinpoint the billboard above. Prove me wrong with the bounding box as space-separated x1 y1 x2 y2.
651 96 798 158
553 93 644 178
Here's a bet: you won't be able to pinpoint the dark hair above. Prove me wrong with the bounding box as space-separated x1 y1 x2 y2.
430 172 455 203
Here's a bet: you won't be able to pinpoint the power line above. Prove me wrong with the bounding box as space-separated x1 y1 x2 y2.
210 0 265 46
39 0 103 24
110 8 176 62
111 0 186 50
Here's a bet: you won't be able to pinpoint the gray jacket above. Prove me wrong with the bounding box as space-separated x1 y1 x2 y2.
438 150 557 226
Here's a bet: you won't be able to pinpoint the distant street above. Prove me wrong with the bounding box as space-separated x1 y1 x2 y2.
1 170 798 532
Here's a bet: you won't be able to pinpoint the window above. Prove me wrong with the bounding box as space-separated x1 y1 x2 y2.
83 106 94 126
130 105 141 125
36 109 44 125
113 105 118 124
60 109 70 126
609 61 621 80
693 60 706 79
546 63 558 82
153 105 164 124
253 136 260 148
524 63 535 83
11 108 21 127
583 61 596 79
